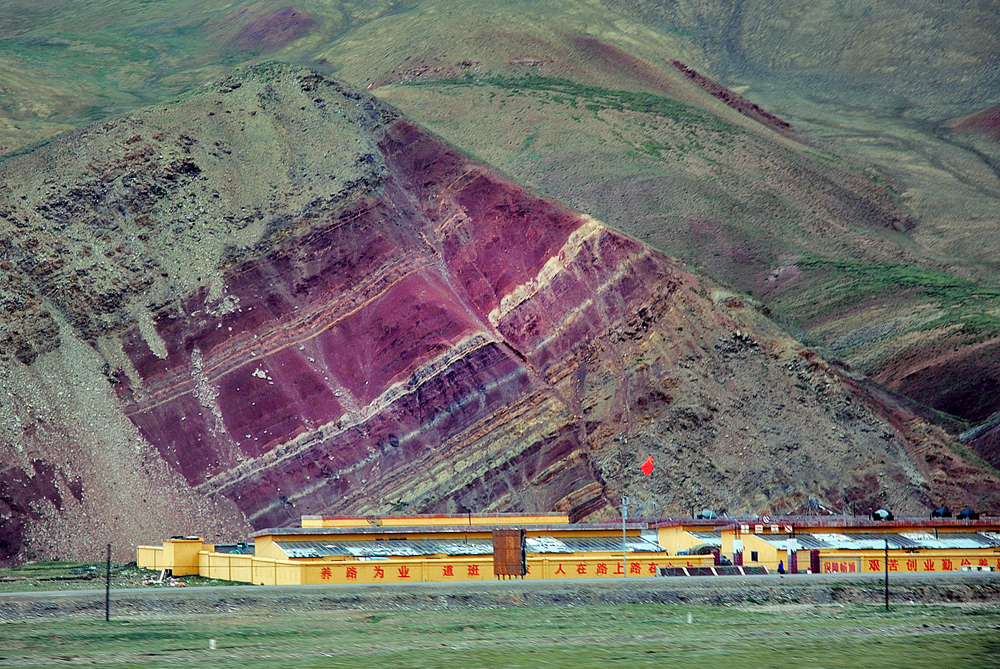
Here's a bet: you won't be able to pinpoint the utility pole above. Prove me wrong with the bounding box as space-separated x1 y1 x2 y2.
884 536 890 611
105 544 111 622
622 495 630 578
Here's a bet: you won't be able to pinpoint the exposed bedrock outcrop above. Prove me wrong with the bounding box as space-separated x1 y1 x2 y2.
1 64 997 564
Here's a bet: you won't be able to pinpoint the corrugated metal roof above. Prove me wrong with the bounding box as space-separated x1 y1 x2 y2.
832 533 922 548
275 539 493 558
526 536 570 553
768 533 916 549
687 531 723 546
897 532 999 550
559 537 666 553
756 531 1000 551
759 534 831 550
274 535 668 559
688 531 722 539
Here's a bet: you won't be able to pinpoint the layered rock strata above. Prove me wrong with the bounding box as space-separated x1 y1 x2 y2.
1 64 997 564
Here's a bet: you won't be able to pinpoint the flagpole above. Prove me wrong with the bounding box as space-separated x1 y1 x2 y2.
622 495 630 578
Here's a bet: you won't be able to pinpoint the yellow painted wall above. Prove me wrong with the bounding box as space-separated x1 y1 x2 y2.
202 553 255 583
740 534 782 570
159 539 211 575
137 546 163 570
142 541 714 585
727 531 1000 574
231 555 254 583
721 531 735 555
720 529 760 557
207 552 231 581
253 535 282 560
820 550 1000 574
301 516 374 528
731 534 808 572
657 527 714 555
294 554 712 585
276 560 303 585
173 551 714 585
252 558 277 586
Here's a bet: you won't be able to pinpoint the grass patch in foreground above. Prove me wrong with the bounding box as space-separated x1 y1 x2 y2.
1 603 997 668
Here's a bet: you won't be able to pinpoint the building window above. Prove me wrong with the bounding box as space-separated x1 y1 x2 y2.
751 551 758 562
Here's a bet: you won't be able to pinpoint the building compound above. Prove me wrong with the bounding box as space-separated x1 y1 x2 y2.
138 513 1000 585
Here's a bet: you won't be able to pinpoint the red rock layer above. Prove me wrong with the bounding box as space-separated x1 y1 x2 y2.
672 60 795 138
113 114 656 527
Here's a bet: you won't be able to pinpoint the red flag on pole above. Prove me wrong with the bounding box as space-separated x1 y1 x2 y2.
640 455 654 476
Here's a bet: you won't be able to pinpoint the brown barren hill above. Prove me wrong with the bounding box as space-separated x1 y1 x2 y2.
951 104 1000 143
211 3 315 54
0 64 997 565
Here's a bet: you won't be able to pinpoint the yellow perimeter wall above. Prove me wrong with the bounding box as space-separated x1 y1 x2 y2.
144 543 1000 584
820 551 1000 574
137 545 163 570
140 540 712 585
196 552 714 585
142 542 1000 583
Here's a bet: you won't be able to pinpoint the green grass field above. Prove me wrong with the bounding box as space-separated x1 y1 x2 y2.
1 603 997 668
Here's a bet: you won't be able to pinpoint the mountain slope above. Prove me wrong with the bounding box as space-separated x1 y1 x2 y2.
1 64 996 564
3 0 999 447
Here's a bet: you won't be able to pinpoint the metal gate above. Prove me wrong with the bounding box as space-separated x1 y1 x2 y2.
492 529 526 578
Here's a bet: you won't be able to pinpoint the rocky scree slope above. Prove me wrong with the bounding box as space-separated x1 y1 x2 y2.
0 64 996 565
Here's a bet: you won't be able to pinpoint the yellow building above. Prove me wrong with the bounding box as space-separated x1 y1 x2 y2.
656 520 724 557
136 536 212 576
718 517 1000 574
140 514 1000 583
139 513 714 585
